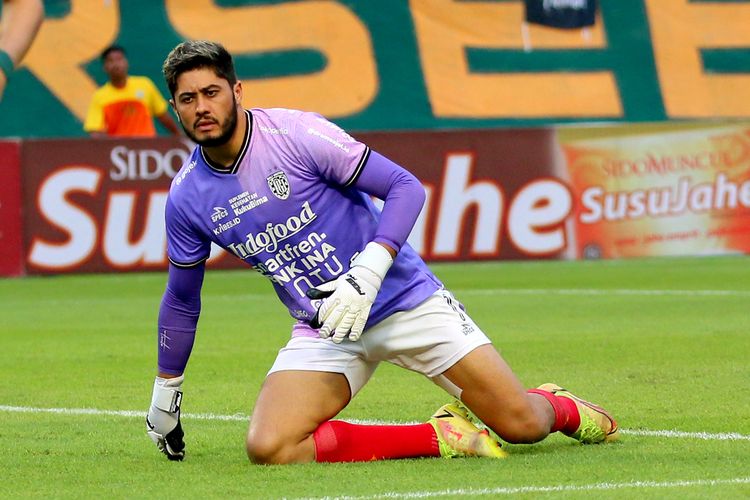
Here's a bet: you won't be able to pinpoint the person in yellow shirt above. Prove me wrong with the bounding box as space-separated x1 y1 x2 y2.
84 45 179 137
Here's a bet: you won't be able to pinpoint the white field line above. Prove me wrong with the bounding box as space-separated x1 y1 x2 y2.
623 428 750 441
0 405 246 422
299 477 750 499
456 288 750 297
1 405 750 442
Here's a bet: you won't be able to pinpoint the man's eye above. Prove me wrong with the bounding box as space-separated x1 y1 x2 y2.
181 96 193 104
206 90 218 97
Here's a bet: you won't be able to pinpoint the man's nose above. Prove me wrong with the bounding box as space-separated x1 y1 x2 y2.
195 95 209 113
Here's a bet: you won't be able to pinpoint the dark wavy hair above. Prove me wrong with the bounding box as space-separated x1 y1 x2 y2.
101 44 125 61
162 40 237 97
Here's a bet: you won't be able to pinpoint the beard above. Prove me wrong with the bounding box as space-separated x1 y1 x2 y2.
181 96 239 148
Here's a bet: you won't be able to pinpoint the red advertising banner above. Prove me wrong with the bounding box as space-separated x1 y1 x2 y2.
21 138 192 274
9 122 750 276
0 141 23 276
18 130 566 275
362 128 570 261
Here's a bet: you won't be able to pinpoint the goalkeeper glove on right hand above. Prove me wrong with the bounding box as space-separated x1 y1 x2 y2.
146 375 185 461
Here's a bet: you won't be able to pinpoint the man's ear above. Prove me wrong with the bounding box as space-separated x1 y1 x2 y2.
169 99 181 123
234 81 243 104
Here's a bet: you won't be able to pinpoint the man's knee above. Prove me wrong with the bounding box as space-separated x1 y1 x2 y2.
246 428 292 464
464 394 550 444
488 399 551 444
246 425 316 464
496 412 549 443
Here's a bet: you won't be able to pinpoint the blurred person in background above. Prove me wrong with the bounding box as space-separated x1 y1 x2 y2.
84 45 179 137
0 0 44 101
146 40 619 464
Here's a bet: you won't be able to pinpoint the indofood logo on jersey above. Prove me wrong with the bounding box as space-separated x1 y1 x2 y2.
267 171 290 200
227 201 316 258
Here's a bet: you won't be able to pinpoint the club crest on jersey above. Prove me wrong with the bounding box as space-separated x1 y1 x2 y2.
267 171 290 200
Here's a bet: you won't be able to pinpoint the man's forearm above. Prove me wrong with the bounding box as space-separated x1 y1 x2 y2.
354 151 426 253
157 263 204 374
158 112 181 136
157 289 200 375
0 0 44 64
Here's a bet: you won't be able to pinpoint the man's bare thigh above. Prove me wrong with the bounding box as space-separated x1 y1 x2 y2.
246 370 351 463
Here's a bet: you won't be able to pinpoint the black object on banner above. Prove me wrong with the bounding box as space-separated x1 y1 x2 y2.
524 0 597 29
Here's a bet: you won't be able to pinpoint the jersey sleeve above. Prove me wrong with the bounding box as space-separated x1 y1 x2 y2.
165 194 211 267
83 90 105 132
291 111 370 186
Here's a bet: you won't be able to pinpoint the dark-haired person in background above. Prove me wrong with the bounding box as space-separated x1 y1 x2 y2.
84 45 179 137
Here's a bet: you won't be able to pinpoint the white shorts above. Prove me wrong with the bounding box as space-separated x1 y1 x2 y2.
268 289 492 397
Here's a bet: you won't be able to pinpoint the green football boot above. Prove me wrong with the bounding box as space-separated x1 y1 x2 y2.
538 383 620 444
429 403 507 458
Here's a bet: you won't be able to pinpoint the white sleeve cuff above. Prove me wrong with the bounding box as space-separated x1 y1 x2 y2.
352 242 393 281
151 375 184 412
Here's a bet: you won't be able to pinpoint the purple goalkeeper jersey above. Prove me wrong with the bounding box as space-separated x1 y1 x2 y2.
165 108 441 333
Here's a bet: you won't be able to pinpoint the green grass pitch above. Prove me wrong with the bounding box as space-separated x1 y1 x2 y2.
1 256 749 498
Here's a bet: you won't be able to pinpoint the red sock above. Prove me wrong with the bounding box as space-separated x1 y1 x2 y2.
313 420 440 462
528 389 580 434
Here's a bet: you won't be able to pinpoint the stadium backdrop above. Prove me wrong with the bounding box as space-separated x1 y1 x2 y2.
2 0 750 136
1 0 750 276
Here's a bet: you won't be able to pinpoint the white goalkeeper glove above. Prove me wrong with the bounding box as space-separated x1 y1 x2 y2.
307 242 393 343
146 375 185 461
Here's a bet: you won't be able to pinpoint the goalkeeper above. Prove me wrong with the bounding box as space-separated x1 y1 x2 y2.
146 40 619 463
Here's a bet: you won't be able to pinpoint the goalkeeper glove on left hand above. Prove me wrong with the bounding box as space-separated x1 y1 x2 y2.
307 242 393 343
146 375 185 461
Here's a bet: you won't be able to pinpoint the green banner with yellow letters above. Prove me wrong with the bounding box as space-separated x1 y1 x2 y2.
2 0 750 138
